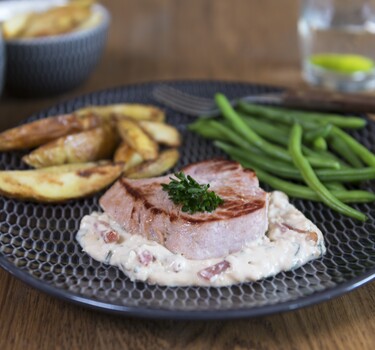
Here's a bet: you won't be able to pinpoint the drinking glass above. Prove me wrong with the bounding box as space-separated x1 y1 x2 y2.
299 0 375 92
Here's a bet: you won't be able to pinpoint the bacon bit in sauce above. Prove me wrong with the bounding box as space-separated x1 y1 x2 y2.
103 230 120 243
198 260 230 280
94 220 120 243
281 223 318 242
138 250 155 266
305 231 318 242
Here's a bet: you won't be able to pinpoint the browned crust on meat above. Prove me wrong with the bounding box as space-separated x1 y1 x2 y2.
182 159 256 176
118 158 266 224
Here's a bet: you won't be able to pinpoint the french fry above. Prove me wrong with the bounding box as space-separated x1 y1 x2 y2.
2 13 31 39
138 120 181 147
0 113 100 151
113 142 143 172
75 10 102 31
22 123 119 168
125 148 179 179
76 104 166 122
116 118 158 160
3 2 91 39
0 162 122 202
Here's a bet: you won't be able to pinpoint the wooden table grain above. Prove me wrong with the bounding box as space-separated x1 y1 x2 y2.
0 1 374 349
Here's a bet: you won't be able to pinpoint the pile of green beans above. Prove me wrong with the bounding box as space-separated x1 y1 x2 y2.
188 93 375 221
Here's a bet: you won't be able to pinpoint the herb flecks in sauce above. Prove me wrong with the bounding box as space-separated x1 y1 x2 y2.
161 172 224 214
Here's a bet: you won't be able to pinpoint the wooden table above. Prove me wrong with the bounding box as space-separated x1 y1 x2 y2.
0 1 374 349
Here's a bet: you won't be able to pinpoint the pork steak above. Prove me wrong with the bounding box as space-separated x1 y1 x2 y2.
99 159 269 260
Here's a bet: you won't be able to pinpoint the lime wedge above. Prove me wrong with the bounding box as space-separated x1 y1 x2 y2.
309 54 374 74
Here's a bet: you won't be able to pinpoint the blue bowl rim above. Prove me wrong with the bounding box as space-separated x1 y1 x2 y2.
4 3 110 45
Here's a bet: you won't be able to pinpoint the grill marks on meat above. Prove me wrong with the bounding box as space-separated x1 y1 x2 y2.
100 159 269 260
119 177 265 224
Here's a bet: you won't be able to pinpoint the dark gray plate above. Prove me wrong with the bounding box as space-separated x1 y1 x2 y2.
0 81 374 319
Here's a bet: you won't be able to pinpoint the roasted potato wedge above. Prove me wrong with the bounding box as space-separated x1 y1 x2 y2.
113 142 143 172
2 13 32 40
125 149 179 179
0 113 100 151
22 123 119 168
75 9 102 31
76 104 165 122
4 4 92 39
138 120 181 147
0 162 122 202
117 119 158 160
36 161 109 173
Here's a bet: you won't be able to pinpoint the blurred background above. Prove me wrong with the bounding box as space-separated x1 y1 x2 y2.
1 3 375 348
95 0 300 85
0 0 302 131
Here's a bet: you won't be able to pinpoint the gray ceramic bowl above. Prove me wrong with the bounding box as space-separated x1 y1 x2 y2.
4 4 110 97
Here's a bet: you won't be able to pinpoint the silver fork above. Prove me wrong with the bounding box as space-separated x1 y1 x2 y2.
152 85 283 117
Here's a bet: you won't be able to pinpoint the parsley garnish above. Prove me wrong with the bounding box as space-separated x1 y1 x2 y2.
161 172 224 214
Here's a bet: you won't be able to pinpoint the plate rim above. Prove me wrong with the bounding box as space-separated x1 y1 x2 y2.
0 79 374 320
1 253 374 320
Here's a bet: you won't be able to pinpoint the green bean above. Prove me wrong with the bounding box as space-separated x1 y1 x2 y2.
238 101 366 129
331 126 375 167
215 93 292 162
208 122 335 169
215 141 375 182
329 133 363 168
241 116 338 166
313 137 327 151
325 182 346 191
188 119 229 140
317 167 375 182
306 155 340 169
240 114 290 145
208 122 331 173
310 149 350 168
216 143 375 203
289 124 366 221
232 157 375 203
215 94 340 169
305 125 332 142
304 124 332 142
231 114 339 166
239 102 319 128
208 120 263 153
214 141 302 179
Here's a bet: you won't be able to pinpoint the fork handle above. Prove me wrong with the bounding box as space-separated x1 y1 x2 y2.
280 89 375 114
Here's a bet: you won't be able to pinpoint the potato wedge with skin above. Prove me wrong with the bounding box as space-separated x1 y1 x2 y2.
138 120 181 147
125 149 179 179
0 113 100 151
117 119 158 160
0 163 122 202
22 123 119 168
113 142 143 171
75 104 165 122
36 161 109 173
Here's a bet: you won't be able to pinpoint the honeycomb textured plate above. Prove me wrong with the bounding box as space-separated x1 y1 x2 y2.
0 81 374 320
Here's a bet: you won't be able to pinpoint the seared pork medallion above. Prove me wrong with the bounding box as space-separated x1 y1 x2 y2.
99 160 269 260
77 160 326 286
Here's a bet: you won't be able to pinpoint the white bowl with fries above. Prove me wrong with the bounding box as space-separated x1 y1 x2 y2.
1 0 110 97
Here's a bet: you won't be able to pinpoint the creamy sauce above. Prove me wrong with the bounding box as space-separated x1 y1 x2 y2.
76 191 326 287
